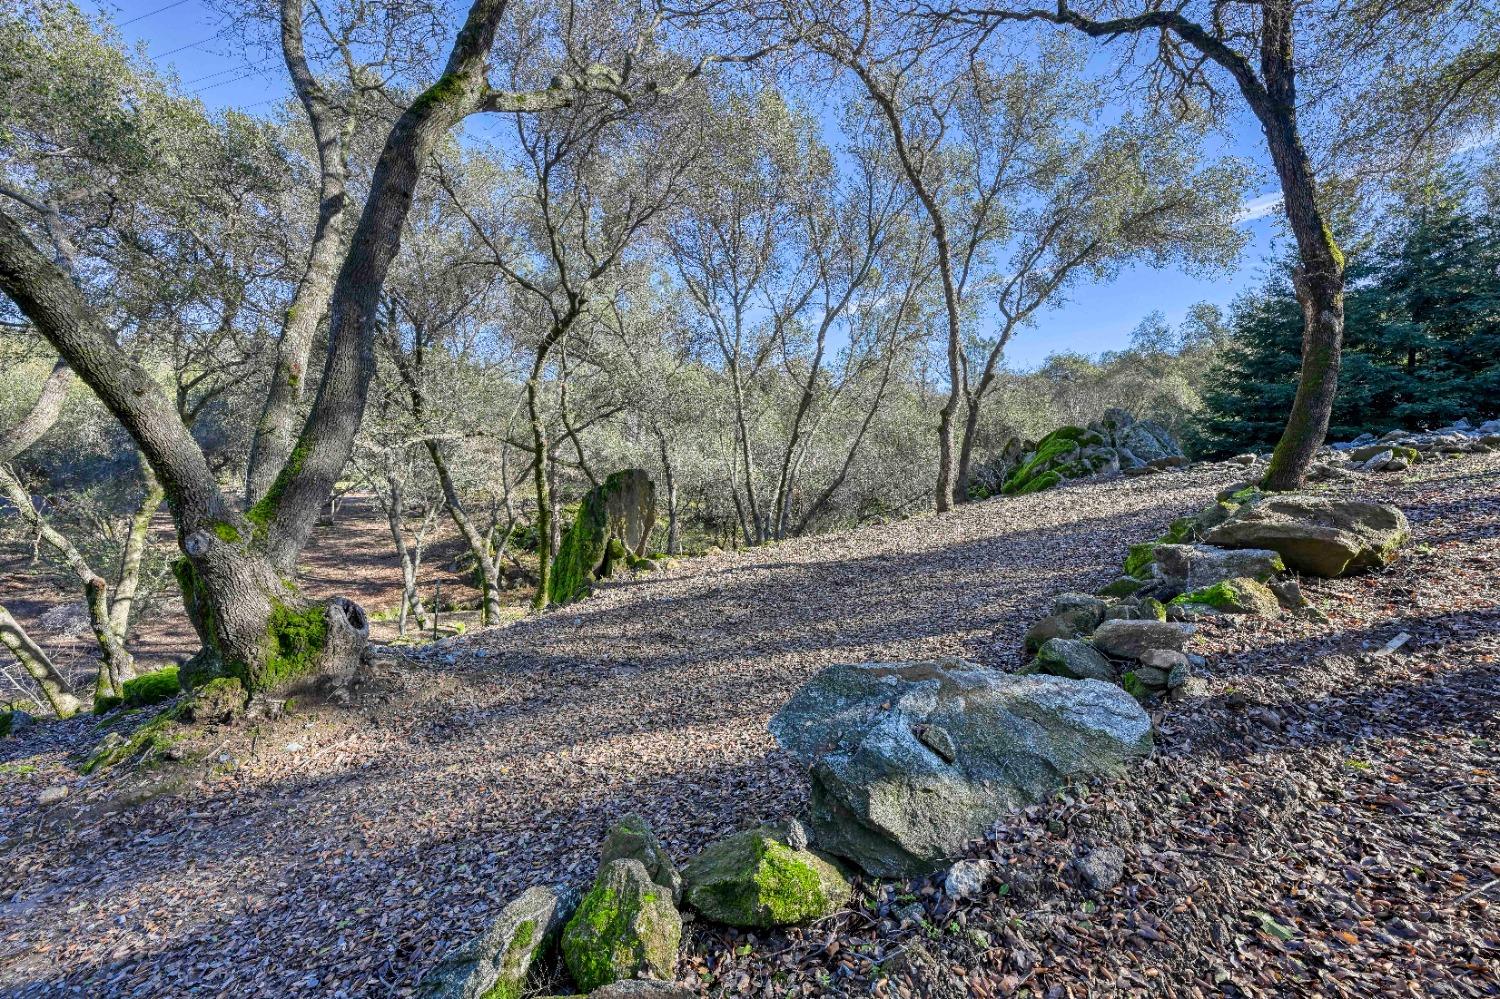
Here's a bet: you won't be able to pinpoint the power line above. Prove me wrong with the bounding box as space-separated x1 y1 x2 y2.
183 63 259 87
192 73 265 96
119 0 192 26
152 31 225 59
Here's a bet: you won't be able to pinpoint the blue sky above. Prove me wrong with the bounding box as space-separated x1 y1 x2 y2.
86 0 1295 370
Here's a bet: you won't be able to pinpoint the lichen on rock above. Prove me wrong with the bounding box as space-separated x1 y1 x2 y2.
680 827 851 928
560 858 681 992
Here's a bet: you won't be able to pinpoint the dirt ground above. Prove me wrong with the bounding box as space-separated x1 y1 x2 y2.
0 456 1496 998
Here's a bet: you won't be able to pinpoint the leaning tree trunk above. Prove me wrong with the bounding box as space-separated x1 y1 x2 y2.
1249 2 1346 491
0 603 82 718
1259 111 1345 490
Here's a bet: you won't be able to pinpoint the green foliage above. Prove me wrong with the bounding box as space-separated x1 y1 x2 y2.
1194 176 1500 456
121 666 180 708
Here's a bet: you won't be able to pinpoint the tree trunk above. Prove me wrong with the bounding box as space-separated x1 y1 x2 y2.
657 431 679 554
0 603 82 718
109 458 164 640
526 372 554 609
2 1 531 695
954 395 984 504
243 0 355 505
0 466 135 698
846 61 963 513
0 357 71 463
1253 17 1345 491
428 444 504 625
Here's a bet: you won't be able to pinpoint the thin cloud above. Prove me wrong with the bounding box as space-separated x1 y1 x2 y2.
1235 192 1282 224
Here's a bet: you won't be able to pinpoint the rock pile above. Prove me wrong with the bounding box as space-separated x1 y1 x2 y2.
1225 416 1499 483
1027 484 1410 699
972 409 1187 498
422 811 853 996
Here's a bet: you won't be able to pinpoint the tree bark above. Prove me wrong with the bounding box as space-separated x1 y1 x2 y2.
845 60 964 512
109 457 164 641
0 603 82 718
0 357 72 464
1254 1 1345 491
243 0 356 505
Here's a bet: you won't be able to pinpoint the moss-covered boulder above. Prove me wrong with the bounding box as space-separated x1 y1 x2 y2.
549 470 658 606
1101 597 1166 623
417 885 575 999
1153 544 1284 595
121 666 181 708
1170 577 1281 616
1033 638 1115 683
1099 576 1144 598
600 814 682 905
561 859 681 992
1123 542 1159 579
680 827 851 928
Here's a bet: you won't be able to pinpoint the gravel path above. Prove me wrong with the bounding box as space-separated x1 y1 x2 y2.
5 458 1487 998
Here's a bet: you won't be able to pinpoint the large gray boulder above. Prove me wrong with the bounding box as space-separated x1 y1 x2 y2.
418 885 576 999
768 661 1153 876
1152 543 1284 594
1204 495 1409 577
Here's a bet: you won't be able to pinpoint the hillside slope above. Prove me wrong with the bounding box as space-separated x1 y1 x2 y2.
1 456 1496 997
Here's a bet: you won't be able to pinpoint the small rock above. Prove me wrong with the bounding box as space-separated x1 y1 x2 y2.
416 884 576 999
37 785 68 807
601 814 683 905
943 859 994 900
1074 846 1126 891
894 901 927 926
1091 619 1194 660
1033 638 1115 682
917 723 958 763
1137 648 1189 671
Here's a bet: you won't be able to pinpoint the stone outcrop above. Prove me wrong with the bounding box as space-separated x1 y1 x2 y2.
768 661 1152 876
971 410 1186 498
549 469 658 605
